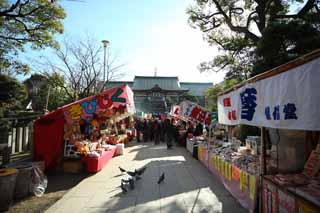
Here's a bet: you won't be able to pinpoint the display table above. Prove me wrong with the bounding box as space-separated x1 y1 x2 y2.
187 138 195 154
81 146 117 173
263 175 320 213
206 152 259 212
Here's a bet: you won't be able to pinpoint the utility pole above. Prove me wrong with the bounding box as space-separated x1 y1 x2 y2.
101 39 109 92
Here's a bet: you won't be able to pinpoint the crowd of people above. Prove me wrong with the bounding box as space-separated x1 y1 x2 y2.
134 116 206 149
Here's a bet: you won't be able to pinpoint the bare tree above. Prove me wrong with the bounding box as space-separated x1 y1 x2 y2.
34 35 125 101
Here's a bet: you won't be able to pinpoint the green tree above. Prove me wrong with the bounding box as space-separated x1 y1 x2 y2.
205 79 240 111
0 0 66 75
180 92 199 104
188 0 320 79
0 74 27 116
24 73 71 112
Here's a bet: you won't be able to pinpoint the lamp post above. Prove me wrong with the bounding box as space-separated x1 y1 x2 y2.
101 39 109 91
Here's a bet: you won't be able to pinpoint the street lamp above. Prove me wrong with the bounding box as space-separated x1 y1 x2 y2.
101 39 109 91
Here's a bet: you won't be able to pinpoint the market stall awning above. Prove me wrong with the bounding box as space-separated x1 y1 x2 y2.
217 49 320 130
62 84 135 123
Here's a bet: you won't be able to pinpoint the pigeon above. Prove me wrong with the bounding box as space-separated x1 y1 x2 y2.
121 178 131 184
119 166 126 173
136 166 147 176
129 178 135 190
157 172 165 184
127 170 136 177
120 182 127 193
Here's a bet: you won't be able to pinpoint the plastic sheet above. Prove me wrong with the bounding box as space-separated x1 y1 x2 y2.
31 165 48 197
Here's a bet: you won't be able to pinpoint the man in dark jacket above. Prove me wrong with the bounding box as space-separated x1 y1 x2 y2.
164 119 174 149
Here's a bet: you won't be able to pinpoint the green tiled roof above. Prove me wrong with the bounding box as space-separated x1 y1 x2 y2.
105 81 133 89
180 82 212 96
132 76 188 91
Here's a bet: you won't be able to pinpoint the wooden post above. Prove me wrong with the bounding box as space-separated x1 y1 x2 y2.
259 126 267 213
23 126 29 151
261 127 267 175
11 127 16 154
17 127 23 153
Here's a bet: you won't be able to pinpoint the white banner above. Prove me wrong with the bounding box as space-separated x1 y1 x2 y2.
218 57 320 130
170 105 181 116
179 101 212 125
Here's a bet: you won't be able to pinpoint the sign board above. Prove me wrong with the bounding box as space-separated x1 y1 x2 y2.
218 57 320 130
179 101 212 125
63 84 135 123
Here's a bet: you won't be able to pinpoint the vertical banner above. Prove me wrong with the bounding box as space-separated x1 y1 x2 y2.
243 171 249 190
249 175 256 200
228 163 232 181
218 89 240 125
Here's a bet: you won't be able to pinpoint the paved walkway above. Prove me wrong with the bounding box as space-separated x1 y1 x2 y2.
46 143 247 213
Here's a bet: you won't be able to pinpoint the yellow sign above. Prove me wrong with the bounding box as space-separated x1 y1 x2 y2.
228 163 232 181
225 162 229 179
249 175 256 200
243 172 249 190
221 160 225 177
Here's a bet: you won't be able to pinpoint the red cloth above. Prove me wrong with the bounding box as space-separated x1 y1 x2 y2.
33 109 65 170
81 146 117 173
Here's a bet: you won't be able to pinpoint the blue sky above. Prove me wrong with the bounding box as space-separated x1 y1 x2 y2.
28 0 225 83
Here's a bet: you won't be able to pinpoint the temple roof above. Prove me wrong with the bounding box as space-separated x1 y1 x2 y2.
180 82 212 96
132 76 188 91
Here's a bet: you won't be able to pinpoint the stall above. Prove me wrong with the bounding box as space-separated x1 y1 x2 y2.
34 84 135 172
217 49 320 212
171 101 212 160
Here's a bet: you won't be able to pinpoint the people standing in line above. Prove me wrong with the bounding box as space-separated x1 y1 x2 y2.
148 118 154 142
143 119 148 142
153 119 161 145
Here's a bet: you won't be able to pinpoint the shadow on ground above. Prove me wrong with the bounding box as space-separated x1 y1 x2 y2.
75 144 247 213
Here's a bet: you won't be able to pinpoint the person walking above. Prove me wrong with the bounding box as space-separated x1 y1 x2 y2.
164 118 174 149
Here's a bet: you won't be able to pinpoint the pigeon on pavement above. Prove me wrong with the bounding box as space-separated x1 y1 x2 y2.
136 166 147 176
127 170 136 177
157 172 165 184
120 182 127 193
129 178 135 190
119 166 126 174
121 178 131 184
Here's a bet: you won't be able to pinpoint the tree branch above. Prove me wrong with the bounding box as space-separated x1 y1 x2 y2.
212 0 260 43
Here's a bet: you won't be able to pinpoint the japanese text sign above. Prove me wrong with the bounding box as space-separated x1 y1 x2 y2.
63 85 135 123
179 101 212 125
218 57 320 130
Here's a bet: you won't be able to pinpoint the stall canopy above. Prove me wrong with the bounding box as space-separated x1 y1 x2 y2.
34 84 135 169
217 49 320 131
171 101 212 126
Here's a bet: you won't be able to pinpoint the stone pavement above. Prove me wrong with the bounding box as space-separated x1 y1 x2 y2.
46 143 248 213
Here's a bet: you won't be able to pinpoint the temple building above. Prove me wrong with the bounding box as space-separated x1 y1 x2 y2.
105 76 212 114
